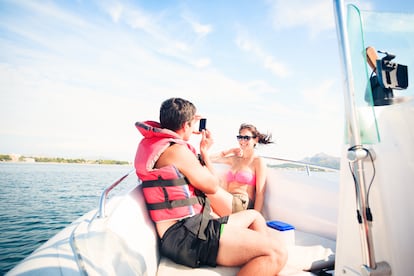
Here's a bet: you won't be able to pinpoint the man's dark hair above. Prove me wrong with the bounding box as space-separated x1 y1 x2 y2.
160 98 197 131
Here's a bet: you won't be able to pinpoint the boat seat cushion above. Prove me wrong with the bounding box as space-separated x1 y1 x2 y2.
293 230 335 272
157 257 240 276
156 230 335 275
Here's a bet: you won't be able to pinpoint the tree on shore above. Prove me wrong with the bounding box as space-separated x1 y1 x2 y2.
0 154 129 165
0 154 12 161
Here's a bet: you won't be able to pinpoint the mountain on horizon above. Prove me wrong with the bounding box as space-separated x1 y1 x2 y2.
301 152 340 170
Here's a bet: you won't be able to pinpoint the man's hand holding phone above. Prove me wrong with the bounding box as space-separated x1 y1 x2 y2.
199 119 213 154
199 118 207 132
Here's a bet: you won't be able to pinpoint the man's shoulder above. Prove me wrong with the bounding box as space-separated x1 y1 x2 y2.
164 143 195 158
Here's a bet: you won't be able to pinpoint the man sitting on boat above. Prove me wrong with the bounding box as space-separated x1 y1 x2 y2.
134 97 287 275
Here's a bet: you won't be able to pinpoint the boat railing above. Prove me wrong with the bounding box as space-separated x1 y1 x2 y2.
97 169 136 219
261 156 339 175
95 157 337 219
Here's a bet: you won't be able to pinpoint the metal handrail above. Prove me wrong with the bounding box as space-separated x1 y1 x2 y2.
97 169 135 219
261 155 340 174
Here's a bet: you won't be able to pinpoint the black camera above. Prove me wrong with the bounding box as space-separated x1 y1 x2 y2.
367 49 409 106
376 51 408 90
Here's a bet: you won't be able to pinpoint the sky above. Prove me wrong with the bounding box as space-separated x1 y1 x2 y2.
1 0 413 162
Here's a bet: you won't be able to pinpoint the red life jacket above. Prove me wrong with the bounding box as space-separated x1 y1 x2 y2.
134 121 204 222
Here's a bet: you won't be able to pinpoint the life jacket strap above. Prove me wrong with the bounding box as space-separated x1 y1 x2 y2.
142 177 204 211
146 196 200 210
141 177 188 188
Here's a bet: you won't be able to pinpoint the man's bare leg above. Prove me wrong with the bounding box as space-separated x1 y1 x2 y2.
216 210 288 275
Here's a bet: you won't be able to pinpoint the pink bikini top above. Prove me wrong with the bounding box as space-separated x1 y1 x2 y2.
226 170 256 186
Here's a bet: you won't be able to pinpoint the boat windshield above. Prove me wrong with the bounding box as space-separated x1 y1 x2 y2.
346 5 414 144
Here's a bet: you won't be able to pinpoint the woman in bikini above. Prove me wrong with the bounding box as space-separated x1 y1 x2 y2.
209 123 273 214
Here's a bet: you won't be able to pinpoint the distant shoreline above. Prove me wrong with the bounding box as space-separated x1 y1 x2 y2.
0 154 131 165
1 161 131 166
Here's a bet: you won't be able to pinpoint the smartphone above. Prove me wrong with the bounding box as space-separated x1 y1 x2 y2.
199 118 207 131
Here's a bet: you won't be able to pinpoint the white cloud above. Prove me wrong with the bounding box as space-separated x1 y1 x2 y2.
192 58 211 68
268 0 335 36
235 32 290 78
107 4 159 35
107 3 124 23
264 56 289 78
364 12 414 33
267 0 376 37
192 22 213 36
246 80 279 95
98 2 217 71
302 79 340 112
12 0 89 28
182 15 213 37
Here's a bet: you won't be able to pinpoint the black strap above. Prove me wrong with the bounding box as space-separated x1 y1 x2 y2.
180 194 211 241
197 196 211 240
197 154 206 166
142 177 204 211
141 177 188 188
146 196 200 210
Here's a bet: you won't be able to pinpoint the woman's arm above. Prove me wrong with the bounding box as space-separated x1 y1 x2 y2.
254 157 267 213
210 147 242 164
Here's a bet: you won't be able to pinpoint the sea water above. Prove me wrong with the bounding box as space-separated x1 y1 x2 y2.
0 162 135 275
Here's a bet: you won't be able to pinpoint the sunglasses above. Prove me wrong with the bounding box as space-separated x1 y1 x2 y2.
236 135 256 141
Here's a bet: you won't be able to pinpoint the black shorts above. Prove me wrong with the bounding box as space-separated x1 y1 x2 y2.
159 214 229 268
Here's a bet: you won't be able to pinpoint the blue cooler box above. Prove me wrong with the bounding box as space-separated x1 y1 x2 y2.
266 220 295 246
